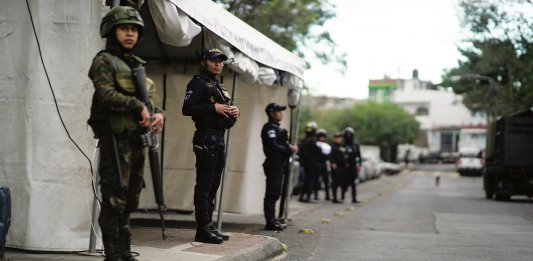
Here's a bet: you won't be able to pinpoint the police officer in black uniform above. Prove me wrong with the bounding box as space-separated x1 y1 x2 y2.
330 132 347 203
261 103 298 231
182 49 240 244
299 122 322 202
341 127 362 203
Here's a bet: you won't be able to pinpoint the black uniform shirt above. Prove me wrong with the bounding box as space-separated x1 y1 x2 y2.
299 135 322 167
330 143 348 169
182 71 223 130
261 121 292 159
344 142 362 168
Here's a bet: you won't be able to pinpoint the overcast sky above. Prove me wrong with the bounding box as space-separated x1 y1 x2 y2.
303 0 463 99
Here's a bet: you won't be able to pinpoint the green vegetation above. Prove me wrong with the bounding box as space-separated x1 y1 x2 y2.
300 102 420 161
443 0 533 116
215 0 346 70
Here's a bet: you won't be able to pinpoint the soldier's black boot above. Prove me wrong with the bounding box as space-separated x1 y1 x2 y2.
265 219 283 231
207 223 230 241
276 219 287 229
121 235 137 261
102 236 122 261
195 226 224 244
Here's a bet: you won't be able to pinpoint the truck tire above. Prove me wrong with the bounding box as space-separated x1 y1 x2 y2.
495 194 511 201
483 171 494 199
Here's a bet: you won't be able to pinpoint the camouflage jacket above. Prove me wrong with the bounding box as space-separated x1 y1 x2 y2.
88 51 162 134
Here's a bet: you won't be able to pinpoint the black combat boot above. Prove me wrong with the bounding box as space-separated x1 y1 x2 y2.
195 226 224 244
265 219 284 231
207 223 230 241
102 235 122 261
275 219 287 229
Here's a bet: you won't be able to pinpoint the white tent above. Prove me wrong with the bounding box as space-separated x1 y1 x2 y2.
0 0 304 251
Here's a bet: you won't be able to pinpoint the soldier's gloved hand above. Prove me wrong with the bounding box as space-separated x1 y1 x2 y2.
229 106 240 117
151 113 165 133
139 105 151 127
215 103 229 118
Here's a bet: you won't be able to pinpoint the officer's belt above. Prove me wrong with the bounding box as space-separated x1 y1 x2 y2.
197 128 225 136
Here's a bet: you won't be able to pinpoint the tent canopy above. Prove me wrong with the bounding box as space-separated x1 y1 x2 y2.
137 0 305 80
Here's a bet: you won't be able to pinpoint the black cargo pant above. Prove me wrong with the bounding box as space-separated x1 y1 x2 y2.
193 130 225 228
300 163 319 201
330 168 343 200
263 157 286 221
342 166 358 201
98 130 145 260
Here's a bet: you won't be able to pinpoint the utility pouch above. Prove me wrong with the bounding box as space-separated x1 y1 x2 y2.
87 92 107 139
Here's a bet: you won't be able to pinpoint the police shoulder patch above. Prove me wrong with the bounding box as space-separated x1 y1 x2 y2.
267 129 276 138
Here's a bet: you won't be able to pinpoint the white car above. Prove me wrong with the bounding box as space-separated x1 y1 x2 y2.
360 153 380 181
456 147 483 176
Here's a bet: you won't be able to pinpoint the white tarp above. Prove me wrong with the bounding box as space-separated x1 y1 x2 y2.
147 0 200 47
0 0 103 250
0 0 304 252
167 0 305 79
138 64 290 214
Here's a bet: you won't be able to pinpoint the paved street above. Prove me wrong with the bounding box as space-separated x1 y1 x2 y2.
256 164 533 261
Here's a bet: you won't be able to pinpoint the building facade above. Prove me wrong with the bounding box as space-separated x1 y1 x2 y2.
369 70 486 162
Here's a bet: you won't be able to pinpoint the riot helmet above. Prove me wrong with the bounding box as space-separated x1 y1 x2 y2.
304 122 318 136
100 6 144 38
343 127 355 139
316 128 327 139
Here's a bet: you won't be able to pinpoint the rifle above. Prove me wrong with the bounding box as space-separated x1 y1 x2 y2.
132 66 166 240
212 79 237 129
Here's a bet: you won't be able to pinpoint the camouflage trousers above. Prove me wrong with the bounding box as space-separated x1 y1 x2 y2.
98 130 145 260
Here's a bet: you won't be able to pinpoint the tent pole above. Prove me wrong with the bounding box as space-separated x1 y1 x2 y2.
278 107 294 220
216 71 238 232
282 95 303 220
88 142 101 254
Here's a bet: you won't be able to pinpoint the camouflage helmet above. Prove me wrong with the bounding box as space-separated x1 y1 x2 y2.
100 6 144 38
343 127 355 138
305 122 318 136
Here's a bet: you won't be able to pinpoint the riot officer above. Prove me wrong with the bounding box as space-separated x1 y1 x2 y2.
329 133 347 203
315 129 331 200
261 103 298 231
88 6 165 260
341 127 362 203
298 122 322 202
182 49 240 244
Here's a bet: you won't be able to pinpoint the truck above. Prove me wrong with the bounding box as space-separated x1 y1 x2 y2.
483 109 533 200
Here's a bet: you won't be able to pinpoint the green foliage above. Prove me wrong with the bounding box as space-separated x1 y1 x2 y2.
215 0 346 70
443 0 533 116
299 101 420 161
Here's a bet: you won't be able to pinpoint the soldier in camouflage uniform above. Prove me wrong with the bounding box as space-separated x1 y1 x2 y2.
88 6 164 261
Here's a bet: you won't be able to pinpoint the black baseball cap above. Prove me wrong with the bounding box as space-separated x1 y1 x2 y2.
265 103 287 114
202 48 228 61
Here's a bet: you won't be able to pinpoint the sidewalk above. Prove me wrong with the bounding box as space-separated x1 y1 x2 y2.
3 197 317 261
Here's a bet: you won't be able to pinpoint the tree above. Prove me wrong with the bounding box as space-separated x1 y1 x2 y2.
215 0 346 70
443 0 533 116
300 101 420 162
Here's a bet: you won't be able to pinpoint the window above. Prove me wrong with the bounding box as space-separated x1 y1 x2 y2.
415 106 429 116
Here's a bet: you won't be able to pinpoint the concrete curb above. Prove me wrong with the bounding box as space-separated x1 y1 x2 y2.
217 236 284 261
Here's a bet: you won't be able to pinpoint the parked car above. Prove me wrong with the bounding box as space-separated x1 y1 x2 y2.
418 149 441 164
360 153 380 181
378 162 401 175
456 147 483 176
